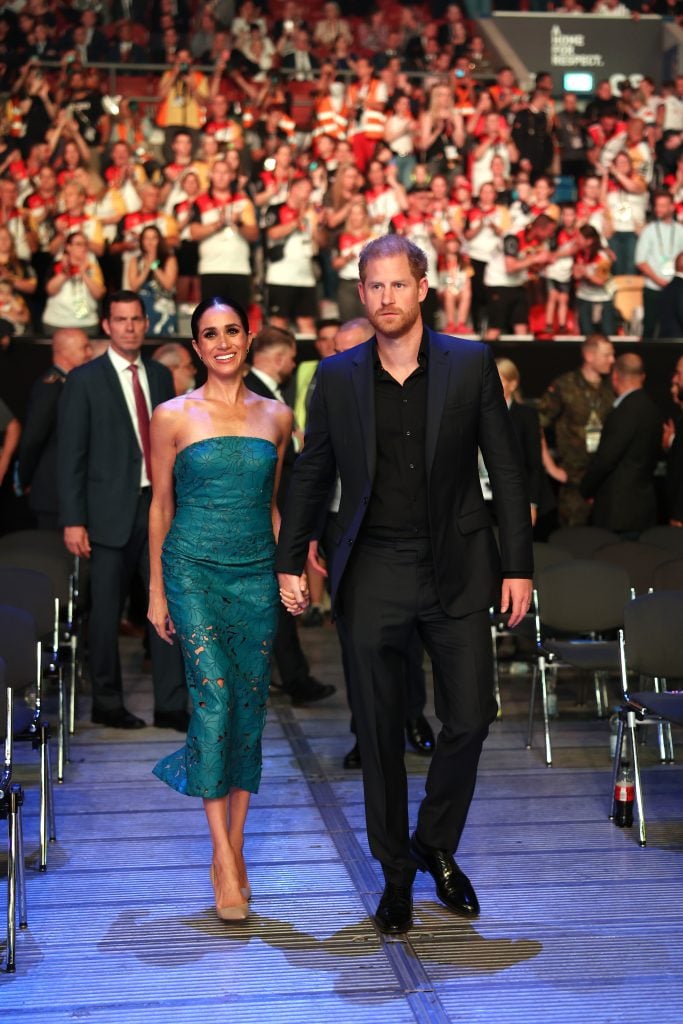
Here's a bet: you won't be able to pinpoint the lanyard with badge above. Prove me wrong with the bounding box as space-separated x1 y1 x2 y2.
584 382 605 454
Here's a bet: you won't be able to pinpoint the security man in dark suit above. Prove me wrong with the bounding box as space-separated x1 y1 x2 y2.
658 251 683 339
581 353 662 536
17 328 93 530
58 290 187 730
663 354 683 524
244 324 335 706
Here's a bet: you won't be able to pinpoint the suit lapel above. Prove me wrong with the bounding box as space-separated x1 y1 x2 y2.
425 331 451 478
350 341 376 482
145 360 164 408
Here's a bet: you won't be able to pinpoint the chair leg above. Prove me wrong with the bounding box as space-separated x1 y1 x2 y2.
594 671 604 719
15 787 27 930
627 710 647 847
57 667 65 783
539 657 553 767
6 787 17 973
46 729 56 845
69 635 78 735
526 662 538 749
38 719 56 871
609 714 626 819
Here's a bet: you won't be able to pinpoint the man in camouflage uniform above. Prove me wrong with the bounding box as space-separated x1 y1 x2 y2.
538 333 615 526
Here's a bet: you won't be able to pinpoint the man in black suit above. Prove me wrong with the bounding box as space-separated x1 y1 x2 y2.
658 251 683 339
244 325 335 706
58 290 187 730
17 328 93 530
581 353 662 536
276 235 533 934
663 354 683 525
280 28 320 80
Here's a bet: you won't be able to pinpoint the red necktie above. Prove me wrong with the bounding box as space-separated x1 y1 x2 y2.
128 364 152 484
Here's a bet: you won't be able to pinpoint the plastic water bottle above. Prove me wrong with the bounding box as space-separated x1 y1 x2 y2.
613 766 635 828
609 712 620 760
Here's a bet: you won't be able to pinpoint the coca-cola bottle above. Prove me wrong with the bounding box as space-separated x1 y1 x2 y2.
613 766 635 828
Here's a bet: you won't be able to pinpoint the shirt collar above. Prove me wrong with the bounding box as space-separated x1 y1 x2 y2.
613 386 639 408
108 346 143 374
250 365 281 395
372 329 429 374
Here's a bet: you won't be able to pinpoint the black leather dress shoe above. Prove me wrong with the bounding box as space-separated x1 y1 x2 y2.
374 883 413 934
289 677 336 706
343 742 361 769
410 833 480 916
405 714 435 755
154 710 190 732
91 707 146 730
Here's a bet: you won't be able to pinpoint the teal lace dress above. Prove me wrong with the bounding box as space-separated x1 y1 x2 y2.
153 436 279 798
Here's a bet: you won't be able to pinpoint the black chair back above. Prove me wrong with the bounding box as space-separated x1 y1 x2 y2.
536 559 631 634
532 541 574 575
639 525 683 559
652 557 683 592
594 541 674 596
0 567 54 640
623 591 683 679
0 604 38 690
0 547 71 605
548 525 619 559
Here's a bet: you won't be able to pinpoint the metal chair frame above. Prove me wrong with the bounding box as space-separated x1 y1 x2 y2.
1 663 28 973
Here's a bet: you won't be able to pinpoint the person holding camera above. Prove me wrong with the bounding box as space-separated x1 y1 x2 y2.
156 50 209 161
42 230 105 334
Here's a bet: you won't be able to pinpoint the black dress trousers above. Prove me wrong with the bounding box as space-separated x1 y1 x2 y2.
337 537 498 887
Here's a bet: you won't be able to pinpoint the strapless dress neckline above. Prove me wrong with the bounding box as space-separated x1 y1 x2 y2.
177 435 277 459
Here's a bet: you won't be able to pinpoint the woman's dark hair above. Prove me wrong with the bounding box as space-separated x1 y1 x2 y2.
190 296 250 341
140 224 170 264
579 224 601 260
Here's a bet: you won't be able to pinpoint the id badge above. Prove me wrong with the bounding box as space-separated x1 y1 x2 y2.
662 260 675 278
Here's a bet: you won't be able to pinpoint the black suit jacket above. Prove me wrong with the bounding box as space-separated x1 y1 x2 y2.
275 331 533 615
243 369 295 510
58 353 174 546
17 365 66 518
580 388 662 533
658 276 683 339
667 414 683 521
281 51 320 73
508 401 543 509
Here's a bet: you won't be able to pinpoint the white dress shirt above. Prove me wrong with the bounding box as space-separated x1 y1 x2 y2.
107 346 152 488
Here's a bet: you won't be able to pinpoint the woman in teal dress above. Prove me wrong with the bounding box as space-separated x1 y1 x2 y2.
147 297 294 921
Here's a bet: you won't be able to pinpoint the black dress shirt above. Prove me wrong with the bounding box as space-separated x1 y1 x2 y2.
361 335 430 539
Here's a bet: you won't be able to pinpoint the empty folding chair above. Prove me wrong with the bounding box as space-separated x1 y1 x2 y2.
0 566 68 783
594 540 674 595
639 525 683 559
610 590 683 846
0 531 81 739
652 557 683 592
0 654 28 973
548 525 619 559
490 542 574 713
531 560 631 766
0 603 56 871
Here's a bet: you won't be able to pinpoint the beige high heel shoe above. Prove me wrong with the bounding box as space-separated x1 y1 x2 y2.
209 865 249 921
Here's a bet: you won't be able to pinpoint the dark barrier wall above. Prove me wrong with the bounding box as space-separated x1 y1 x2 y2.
492 14 663 86
2 337 682 421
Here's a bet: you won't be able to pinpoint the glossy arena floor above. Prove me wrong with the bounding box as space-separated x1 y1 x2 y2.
3 625 683 1023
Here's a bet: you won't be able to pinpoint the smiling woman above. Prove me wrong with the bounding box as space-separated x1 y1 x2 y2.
146 296 293 924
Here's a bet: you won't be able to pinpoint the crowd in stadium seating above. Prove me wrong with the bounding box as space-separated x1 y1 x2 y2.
0 1 683 340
